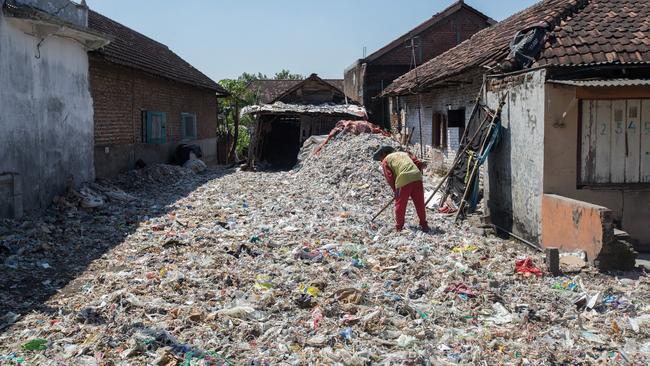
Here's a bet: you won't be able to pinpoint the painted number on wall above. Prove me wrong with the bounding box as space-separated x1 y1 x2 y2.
581 99 650 184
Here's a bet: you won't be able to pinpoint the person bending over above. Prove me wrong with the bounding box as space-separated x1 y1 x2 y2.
373 146 429 232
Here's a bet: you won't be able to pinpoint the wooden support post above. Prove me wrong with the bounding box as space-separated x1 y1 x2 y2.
228 99 240 163
546 247 561 276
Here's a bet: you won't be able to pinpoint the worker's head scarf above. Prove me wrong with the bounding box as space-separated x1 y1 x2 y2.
372 146 395 161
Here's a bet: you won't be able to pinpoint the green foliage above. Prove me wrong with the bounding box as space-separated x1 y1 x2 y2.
274 69 304 80
218 70 305 156
235 124 250 157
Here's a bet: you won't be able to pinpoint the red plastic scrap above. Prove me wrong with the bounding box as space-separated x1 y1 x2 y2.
515 257 543 277
444 283 476 297
315 120 390 154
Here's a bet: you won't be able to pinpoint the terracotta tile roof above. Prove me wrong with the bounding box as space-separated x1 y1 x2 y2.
537 0 650 66
247 80 302 104
383 0 650 95
248 77 344 104
88 10 227 94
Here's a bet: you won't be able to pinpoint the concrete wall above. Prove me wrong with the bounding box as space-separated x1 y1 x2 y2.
541 194 613 262
16 0 87 26
94 137 217 178
400 68 484 169
485 70 546 243
544 83 650 250
0 9 95 213
90 58 219 178
0 174 23 219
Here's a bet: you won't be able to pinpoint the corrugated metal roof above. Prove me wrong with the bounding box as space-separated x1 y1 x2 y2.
241 102 367 119
547 79 650 87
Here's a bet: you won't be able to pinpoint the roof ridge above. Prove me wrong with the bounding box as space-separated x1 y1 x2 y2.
362 0 492 63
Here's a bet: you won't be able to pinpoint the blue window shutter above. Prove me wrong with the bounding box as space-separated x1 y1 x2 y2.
145 111 153 143
192 114 199 140
145 111 167 144
181 114 186 140
181 113 197 140
160 112 167 144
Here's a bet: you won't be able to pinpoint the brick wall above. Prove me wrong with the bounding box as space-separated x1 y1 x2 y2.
345 7 491 128
90 57 218 147
90 57 219 177
373 8 490 67
401 68 484 169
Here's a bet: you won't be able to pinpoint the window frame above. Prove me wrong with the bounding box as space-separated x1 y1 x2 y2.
181 112 198 141
432 112 448 149
142 111 167 144
576 98 650 189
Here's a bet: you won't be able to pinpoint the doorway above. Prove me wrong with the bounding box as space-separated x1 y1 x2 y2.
261 119 301 169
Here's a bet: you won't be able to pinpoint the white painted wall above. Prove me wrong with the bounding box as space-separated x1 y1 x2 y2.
0 10 95 212
485 69 547 243
401 68 484 168
16 0 87 26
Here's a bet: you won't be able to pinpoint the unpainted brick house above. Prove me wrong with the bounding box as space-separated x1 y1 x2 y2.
88 11 228 178
245 74 363 168
343 0 493 129
383 0 650 267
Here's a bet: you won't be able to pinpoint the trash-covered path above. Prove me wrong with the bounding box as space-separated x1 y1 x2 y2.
2 134 650 365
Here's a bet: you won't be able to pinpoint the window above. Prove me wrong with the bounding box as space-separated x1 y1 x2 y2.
181 113 197 140
143 111 166 144
432 112 448 148
580 99 650 185
448 109 466 151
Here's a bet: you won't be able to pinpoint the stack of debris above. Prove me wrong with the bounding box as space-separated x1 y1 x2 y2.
1 130 649 365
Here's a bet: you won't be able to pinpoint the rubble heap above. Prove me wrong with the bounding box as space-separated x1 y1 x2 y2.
1 132 649 365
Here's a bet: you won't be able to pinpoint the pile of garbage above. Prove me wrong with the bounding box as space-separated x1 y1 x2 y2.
1 131 649 365
314 120 390 155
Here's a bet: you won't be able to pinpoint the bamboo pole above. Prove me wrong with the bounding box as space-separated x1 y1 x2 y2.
423 111 491 207
454 94 507 222
371 197 395 222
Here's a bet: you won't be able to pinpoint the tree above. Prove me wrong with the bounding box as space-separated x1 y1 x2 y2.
218 70 304 160
274 69 303 80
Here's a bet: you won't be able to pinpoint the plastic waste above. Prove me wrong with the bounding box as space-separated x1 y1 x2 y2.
515 257 543 277
1 133 649 365
21 339 48 351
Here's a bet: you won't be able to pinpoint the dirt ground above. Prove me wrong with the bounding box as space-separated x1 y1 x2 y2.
1 134 649 365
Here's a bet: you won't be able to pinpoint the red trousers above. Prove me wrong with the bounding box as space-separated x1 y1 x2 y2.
394 180 428 230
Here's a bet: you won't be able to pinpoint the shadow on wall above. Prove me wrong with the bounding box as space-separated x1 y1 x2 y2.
0 167 234 328
488 120 514 238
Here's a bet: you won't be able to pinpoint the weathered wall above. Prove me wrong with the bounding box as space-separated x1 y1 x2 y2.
544 83 650 250
485 70 546 243
400 68 484 168
16 0 87 26
343 62 365 105
90 58 218 178
0 10 95 213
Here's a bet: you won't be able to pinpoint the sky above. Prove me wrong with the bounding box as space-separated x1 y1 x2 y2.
87 0 539 82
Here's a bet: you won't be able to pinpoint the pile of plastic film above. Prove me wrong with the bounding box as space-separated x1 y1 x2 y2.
1 131 649 365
